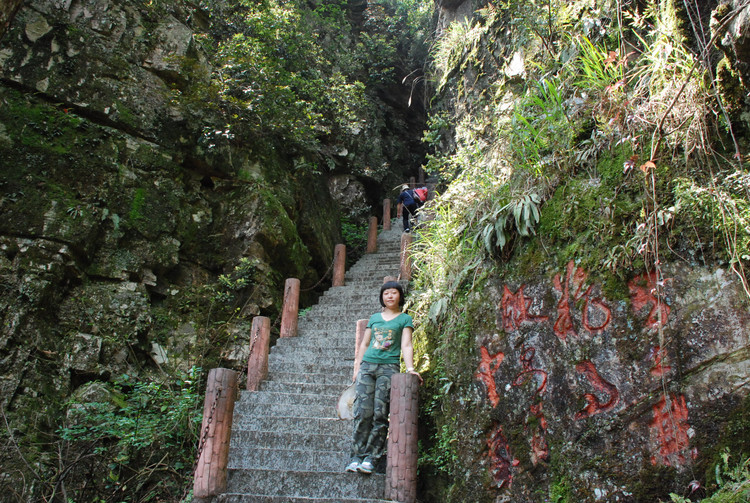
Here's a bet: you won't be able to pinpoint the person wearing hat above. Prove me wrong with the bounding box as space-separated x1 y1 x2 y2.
397 184 418 233
345 281 421 474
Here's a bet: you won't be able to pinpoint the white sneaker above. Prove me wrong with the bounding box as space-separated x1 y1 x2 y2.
345 460 359 472
357 459 374 474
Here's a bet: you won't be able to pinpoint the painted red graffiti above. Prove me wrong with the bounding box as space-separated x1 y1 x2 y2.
649 346 672 377
582 294 612 334
500 285 548 332
512 347 550 464
486 424 518 489
528 402 549 464
629 271 671 330
649 394 694 466
552 261 612 341
512 346 548 397
475 347 505 407
574 361 620 420
552 262 579 341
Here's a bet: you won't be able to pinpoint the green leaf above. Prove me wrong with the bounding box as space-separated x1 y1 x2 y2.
530 200 540 223
494 220 506 248
429 297 449 322
483 225 494 253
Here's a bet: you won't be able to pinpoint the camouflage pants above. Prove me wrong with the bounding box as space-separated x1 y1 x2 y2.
350 361 399 464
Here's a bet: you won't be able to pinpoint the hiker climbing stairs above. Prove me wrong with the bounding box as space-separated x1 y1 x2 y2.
217 225 404 503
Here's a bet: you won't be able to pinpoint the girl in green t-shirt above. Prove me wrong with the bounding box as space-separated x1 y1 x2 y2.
346 281 422 474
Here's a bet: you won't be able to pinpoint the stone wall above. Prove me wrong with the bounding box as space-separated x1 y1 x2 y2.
469 261 749 500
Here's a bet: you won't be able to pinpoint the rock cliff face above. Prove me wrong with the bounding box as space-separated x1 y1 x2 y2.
418 0 750 501
450 262 749 501
0 0 426 499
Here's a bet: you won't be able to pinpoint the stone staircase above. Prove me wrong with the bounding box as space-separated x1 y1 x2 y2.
217 226 404 503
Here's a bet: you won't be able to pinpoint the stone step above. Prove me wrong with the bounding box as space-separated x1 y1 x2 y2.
296 322 369 331
306 297 379 308
231 415 350 435
317 286 392 297
234 400 337 419
229 430 350 452
346 266 400 275
336 280 397 288
237 390 339 406
227 447 348 472
305 296 381 307
348 257 400 265
298 316 370 324
268 360 351 376
314 297 377 307
224 469 385 499
218 494 390 503
329 276 392 284
297 315 371 325
272 335 355 349
269 351 350 367
258 380 349 396
299 314 375 324
265 371 351 386
300 307 375 318
272 339 354 353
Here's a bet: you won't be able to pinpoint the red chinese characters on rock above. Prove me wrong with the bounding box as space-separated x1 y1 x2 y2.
574 360 620 420
629 271 671 330
475 347 505 407
649 346 672 377
649 394 695 466
512 347 550 464
552 261 612 341
500 285 548 332
486 424 518 489
512 346 548 397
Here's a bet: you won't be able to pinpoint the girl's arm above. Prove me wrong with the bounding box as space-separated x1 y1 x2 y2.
401 327 423 383
352 328 371 382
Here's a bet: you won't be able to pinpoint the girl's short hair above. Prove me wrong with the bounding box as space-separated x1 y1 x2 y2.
380 281 405 308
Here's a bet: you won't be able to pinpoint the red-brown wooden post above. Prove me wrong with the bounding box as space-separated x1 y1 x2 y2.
332 244 346 286
383 199 392 230
246 316 271 391
399 232 413 281
366 216 378 254
280 278 300 338
397 202 403 219
386 373 419 503
194 368 239 500
355 319 367 362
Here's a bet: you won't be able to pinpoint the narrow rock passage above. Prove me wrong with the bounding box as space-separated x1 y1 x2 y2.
217 225 404 503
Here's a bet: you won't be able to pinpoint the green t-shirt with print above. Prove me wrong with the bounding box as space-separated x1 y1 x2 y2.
362 312 413 365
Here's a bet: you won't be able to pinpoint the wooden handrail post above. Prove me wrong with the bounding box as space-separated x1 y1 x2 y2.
386 373 419 503
383 199 392 230
280 278 300 338
332 244 346 286
366 216 378 254
246 316 271 391
409 176 415 188
194 368 239 500
418 167 425 185
355 319 367 362
399 233 413 281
